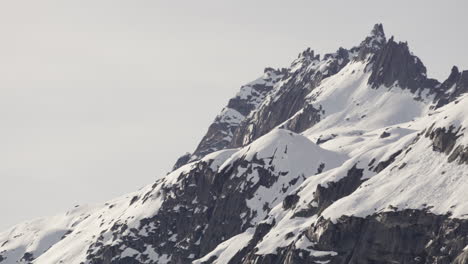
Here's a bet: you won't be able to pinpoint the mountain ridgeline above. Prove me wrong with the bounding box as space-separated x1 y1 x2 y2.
2 24 468 264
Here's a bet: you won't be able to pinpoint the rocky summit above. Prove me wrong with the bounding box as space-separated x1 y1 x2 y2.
2 24 468 264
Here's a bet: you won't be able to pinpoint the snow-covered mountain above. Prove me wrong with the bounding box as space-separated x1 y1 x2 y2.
2 24 468 264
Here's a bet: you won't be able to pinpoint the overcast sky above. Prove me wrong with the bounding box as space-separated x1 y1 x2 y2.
1 0 467 230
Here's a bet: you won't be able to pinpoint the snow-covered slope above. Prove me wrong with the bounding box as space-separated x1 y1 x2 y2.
2 24 468 264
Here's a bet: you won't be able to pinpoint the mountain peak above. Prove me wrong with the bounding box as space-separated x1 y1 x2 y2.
353 23 387 60
361 23 386 49
450 65 460 76
370 23 385 39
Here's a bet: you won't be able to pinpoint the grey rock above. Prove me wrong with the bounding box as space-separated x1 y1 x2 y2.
281 104 321 134
355 23 387 61
282 194 300 210
380 131 391 138
435 66 468 108
313 165 364 215
429 125 462 154
231 47 350 147
172 152 191 171
309 210 468 264
172 68 284 170
241 210 468 264
373 149 403 173
368 36 439 93
424 124 468 166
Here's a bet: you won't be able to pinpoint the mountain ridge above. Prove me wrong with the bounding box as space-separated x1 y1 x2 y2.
1 24 468 264
176 23 466 170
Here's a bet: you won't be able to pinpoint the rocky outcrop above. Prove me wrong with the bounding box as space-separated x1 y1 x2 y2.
85 156 266 263
172 152 191 171
312 166 364 215
293 165 365 218
230 47 351 147
227 222 276 264
173 68 285 170
428 125 462 155
424 124 468 165
308 210 468 264
236 210 468 264
366 29 468 109
435 66 468 108
355 23 386 61
86 160 222 263
373 149 403 173
368 36 439 93
281 104 322 134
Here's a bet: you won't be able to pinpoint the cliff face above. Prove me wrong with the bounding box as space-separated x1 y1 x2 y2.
2 24 468 264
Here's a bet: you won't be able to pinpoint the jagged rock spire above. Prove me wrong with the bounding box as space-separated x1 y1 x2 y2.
448 65 461 81
434 65 468 108
367 35 436 92
364 23 386 47
354 23 387 60
370 23 385 39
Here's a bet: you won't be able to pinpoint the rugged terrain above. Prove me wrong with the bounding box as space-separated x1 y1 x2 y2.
1 24 468 264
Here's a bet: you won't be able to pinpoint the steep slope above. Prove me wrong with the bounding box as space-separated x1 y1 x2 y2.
2 24 468 264
0 130 343 264
210 94 468 264
172 68 286 170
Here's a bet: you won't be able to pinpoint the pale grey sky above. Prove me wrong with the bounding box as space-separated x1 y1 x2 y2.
1 0 467 229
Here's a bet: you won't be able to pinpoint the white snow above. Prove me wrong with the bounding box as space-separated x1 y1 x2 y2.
120 247 139 258
193 228 254 264
220 128 346 224
322 97 468 220
0 146 238 264
216 108 245 125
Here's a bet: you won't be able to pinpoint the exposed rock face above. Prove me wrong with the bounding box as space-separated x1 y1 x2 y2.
173 68 285 170
220 218 468 264
86 156 263 263
312 166 364 215
237 211 468 264
292 165 365 219
435 66 468 108
231 151 468 264
281 104 322 134
368 36 439 93
355 23 386 60
373 149 403 173
308 210 468 264
366 29 468 109
428 125 462 154
424 124 468 166
172 152 192 171
230 47 351 147
86 160 223 263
